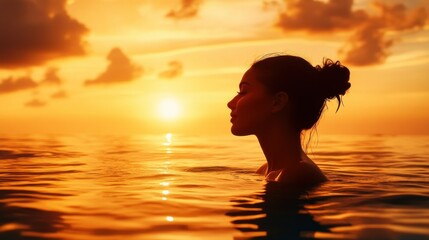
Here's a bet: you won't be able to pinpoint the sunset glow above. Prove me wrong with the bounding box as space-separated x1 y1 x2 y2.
1 2 429 238
0 0 428 135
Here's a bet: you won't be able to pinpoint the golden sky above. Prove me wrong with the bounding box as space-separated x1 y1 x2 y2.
1 0 429 135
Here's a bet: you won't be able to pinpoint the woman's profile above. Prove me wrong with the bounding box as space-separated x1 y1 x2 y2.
227 54 351 187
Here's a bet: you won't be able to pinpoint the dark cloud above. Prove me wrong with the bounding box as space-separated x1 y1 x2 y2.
341 2 427 66
166 0 203 19
0 76 38 94
339 23 394 66
84 48 142 86
0 0 88 68
0 67 65 95
373 2 427 31
51 90 67 99
276 0 367 32
159 61 183 79
40 67 62 85
275 0 428 66
25 98 46 108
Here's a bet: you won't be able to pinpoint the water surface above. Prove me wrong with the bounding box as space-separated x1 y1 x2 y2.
1 134 429 239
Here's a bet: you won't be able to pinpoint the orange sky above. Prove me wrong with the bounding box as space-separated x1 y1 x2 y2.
1 0 429 135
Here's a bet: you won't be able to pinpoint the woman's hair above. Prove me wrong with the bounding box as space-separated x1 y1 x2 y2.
251 54 351 131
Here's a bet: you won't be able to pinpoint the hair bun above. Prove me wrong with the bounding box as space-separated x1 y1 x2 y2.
317 59 351 100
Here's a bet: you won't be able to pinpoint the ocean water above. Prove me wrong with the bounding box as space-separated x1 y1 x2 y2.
1 133 429 240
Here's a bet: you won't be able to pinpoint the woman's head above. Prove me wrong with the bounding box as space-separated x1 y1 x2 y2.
227 54 350 135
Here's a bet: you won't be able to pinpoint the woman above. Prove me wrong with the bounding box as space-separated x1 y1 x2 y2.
227 54 350 187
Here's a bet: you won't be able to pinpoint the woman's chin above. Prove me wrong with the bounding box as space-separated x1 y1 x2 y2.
231 126 251 136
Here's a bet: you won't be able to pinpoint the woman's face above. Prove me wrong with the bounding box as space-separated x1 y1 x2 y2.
227 68 274 136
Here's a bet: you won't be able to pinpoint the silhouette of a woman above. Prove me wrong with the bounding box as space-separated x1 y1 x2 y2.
227 54 350 186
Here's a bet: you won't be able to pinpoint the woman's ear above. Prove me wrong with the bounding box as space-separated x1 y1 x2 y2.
271 92 288 113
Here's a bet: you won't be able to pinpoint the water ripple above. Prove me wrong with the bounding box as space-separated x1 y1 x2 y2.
1 134 428 239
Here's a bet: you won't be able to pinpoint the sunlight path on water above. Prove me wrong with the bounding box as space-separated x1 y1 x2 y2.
0 134 428 239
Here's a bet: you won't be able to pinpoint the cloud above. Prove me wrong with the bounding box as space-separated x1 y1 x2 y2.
341 2 427 66
40 67 62 85
159 61 183 79
0 76 38 94
84 48 142 86
339 23 394 66
0 67 65 95
25 98 46 108
276 0 367 32
166 0 203 19
275 0 428 66
0 0 88 68
51 90 67 99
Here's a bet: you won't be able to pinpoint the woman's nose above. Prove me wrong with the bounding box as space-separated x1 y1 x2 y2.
227 96 237 110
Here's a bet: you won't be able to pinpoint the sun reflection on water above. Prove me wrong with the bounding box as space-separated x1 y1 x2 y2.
162 190 170 195
160 181 170 187
160 133 175 222
163 133 172 146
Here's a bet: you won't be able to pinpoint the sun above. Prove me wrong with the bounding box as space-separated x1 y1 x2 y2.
158 98 181 120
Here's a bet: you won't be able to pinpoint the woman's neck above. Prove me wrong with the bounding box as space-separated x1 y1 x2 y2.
256 123 303 173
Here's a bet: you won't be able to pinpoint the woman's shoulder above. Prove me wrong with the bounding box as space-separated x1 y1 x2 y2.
277 159 327 186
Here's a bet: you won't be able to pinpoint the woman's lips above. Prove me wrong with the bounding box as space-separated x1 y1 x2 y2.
230 114 236 122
